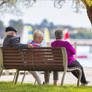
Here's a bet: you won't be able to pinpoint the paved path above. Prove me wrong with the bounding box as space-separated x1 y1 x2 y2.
0 67 92 86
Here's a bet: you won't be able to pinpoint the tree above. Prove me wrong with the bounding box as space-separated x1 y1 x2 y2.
0 0 37 15
0 0 16 6
82 0 92 24
0 0 92 24
0 0 87 10
0 21 5 38
40 19 49 28
0 0 37 7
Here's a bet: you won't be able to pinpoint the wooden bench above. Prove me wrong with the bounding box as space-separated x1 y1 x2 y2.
0 47 82 86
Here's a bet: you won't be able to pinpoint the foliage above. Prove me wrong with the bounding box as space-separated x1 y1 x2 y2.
0 0 36 14
0 0 88 14
0 19 91 39
0 21 5 38
70 32 92 39
0 82 92 92
34 19 92 39
0 0 92 15
81 0 92 7
9 19 24 36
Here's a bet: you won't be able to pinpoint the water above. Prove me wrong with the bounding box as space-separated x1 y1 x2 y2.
49 39 92 67
41 39 92 67
76 46 92 67
1 38 92 67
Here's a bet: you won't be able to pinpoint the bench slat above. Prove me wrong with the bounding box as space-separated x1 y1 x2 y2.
4 57 24 59
2 47 65 71
4 59 24 61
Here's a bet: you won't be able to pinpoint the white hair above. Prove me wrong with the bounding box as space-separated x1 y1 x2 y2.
33 30 43 40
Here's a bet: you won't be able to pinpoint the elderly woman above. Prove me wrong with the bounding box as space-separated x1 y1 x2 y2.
51 30 88 86
29 30 43 47
29 30 50 84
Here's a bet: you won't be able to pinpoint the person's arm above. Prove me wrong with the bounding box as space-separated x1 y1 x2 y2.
13 43 29 49
51 42 55 47
11 37 31 49
65 41 76 55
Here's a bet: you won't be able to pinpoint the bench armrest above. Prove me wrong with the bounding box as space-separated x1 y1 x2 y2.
0 48 3 68
61 47 68 71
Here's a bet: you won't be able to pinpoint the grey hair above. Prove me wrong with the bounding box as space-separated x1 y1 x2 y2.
55 30 63 39
33 30 43 39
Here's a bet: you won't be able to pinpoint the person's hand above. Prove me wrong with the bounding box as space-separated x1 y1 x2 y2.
74 42 77 45
28 44 32 48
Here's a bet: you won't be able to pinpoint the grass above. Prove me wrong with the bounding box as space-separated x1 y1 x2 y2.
0 82 92 92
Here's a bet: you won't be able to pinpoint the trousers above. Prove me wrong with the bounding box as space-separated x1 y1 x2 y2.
68 60 87 84
29 71 41 84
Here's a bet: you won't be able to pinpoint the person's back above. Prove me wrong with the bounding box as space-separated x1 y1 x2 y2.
3 35 20 47
29 30 43 47
3 35 13 47
51 40 76 66
3 27 30 49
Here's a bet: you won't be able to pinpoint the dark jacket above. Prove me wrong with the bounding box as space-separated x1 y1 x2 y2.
3 35 28 49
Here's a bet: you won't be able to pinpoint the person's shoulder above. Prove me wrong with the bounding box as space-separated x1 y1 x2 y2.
51 40 56 43
64 41 71 45
11 36 20 41
11 36 20 40
51 40 56 45
3 35 13 42
9 36 20 44
64 41 70 43
51 40 64 44
4 35 12 39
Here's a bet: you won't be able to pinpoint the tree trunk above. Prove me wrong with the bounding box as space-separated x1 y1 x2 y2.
82 0 92 25
87 6 92 25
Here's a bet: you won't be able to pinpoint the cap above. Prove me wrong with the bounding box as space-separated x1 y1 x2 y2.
5 27 17 33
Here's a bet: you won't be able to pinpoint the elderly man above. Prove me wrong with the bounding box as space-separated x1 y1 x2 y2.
3 26 41 84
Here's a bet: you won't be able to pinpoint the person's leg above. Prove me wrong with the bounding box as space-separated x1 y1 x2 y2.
53 71 58 85
44 71 50 84
68 60 87 84
29 71 41 84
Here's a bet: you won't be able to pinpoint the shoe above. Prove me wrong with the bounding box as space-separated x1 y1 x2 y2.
81 81 90 86
43 81 45 85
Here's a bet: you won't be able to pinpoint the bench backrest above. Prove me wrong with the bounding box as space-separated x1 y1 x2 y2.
0 47 67 71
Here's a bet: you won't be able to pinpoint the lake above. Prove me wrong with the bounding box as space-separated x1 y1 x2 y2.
1 39 92 67
77 46 92 67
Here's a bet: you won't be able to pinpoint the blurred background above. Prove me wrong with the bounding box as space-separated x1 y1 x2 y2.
0 0 92 67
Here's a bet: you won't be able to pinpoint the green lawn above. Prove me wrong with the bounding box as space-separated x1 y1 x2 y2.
0 82 92 92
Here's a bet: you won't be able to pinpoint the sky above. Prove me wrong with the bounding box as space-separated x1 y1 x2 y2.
0 0 92 28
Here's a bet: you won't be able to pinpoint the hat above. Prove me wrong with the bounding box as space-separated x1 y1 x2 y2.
5 27 17 33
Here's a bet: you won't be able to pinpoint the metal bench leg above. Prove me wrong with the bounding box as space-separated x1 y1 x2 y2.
77 70 82 86
21 71 37 85
29 71 41 84
13 71 17 82
21 71 26 85
61 71 66 86
34 80 37 85
14 70 20 84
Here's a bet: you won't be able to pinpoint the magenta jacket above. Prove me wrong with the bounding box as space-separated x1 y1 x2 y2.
51 40 76 66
